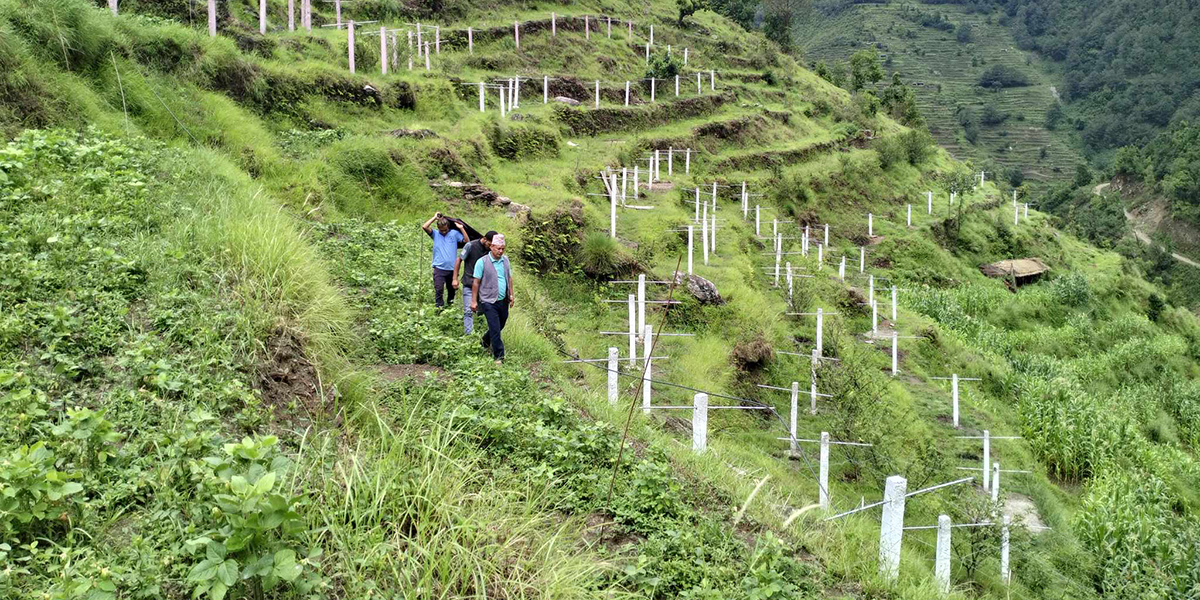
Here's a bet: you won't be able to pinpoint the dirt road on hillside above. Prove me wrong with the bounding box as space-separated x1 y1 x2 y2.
1105 182 1200 268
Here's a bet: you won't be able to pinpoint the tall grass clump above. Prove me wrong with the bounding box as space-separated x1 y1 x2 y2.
580 231 633 279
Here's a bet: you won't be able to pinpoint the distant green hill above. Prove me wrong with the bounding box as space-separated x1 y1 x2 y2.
796 2 1085 187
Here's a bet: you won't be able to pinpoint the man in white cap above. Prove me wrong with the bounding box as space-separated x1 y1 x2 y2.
470 234 514 363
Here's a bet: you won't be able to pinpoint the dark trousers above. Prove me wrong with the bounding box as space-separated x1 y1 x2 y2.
432 268 456 307
480 300 509 360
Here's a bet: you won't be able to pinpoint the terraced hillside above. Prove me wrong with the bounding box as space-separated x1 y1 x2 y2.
796 2 1085 186
2 1 1199 599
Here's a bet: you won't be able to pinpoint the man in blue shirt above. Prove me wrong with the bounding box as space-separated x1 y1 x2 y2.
470 234 514 363
422 212 469 308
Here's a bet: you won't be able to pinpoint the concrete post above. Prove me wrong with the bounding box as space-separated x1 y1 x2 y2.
1014 202 1019 226
347 21 355 73
1024 203 1029 218
687 226 694 275
839 256 846 281
380 27 387 75
642 325 653 414
289 0 295 31
891 333 898 376
789 382 799 453
595 80 599 108
928 191 933 214
711 210 717 254
424 42 430 71
702 204 710 266
637 274 646 335
675 74 680 97
684 47 688 64
514 21 519 49
628 295 636 367
810 380 818 415
109 0 117 16
478 82 485 112
860 247 865 273
907 204 912 227
755 206 760 236
819 432 831 509
868 213 873 237
610 173 617 238
817 244 823 269
651 77 655 102
607 347 619 405
624 81 630 106
208 0 217 37
869 275 875 306
741 181 748 217
935 515 951 595
498 80 506 119
892 286 898 322
879 475 908 582
816 308 824 357
1000 515 1011 585
335 0 342 28
697 72 701 93
710 69 715 90
543 75 548 104
585 15 589 40
259 0 266 34
991 463 1000 503
654 150 661 182
694 187 700 221
712 182 718 211
872 300 878 335
952 374 960 428
407 32 413 70
621 168 628 202
468 27 473 53
787 263 793 305
649 24 654 45
982 430 991 492
824 224 829 246
692 392 708 452
607 16 611 37
551 12 555 36
773 233 781 286
667 147 672 176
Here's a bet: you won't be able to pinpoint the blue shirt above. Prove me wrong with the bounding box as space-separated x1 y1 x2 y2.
473 254 508 301
430 229 463 270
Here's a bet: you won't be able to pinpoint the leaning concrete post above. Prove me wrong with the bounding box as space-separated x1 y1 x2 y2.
208 0 217 36
609 173 618 238
347 21 356 73
755 205 760 236
607 347 619 405
380 27 387 75
642 325 653 414
789 382 800 453
289 0 295 31
816 308 824 357
991 463 1001 502
259 0 267 34
891 332 898 376
879 475 908 582
624 81 630 106
935 515 951 594
594 80 599 108
692 392 708 452
628 294 636 367
702 204 710 266
952 374 960 428
1000 515 1011 585
637 274 646 335
819 432 831 509
982 430 991 492
687 226 694 274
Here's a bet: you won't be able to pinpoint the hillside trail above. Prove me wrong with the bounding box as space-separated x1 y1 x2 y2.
1104 181 1200 268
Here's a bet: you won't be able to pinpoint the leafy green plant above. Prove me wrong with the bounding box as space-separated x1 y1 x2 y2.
0 442 84 540
51 406 123 467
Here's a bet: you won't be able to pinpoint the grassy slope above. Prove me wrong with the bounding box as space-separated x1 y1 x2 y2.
795 3 1084 186
2 1 1199 599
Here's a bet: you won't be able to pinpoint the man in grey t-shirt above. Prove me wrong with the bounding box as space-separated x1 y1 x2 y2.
453 231 494 334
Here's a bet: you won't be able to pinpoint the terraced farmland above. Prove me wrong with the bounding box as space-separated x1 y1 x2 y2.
797 3 1085 186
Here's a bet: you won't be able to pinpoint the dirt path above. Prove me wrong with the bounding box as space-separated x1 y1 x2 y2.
1105 182 1200 268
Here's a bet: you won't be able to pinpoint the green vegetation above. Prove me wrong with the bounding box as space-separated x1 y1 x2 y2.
2 0 1200 599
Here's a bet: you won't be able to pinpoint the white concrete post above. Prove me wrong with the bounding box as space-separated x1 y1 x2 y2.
693 393 708 452
649 24 654 45
628 295 636 367
585 15 589 40
789 382 799 453
289 0 295 31
711 210 717 254
819 432 831 509
109 0 117 16
694 187 700 221
1014 202 1019 226
685 148 691 174
621 168 628 202
710 69 715 90
928 191 933 214
868 212 874 237
651 78 656 102
435 26 440 53
684 47 688 65
687 226 694 275
935 515 951 595
697 72 702 93
637 274 646 335
208 0 217 37
787 263 793 305
654 151 661 182
259 0 267 34
675 74 680 97
872 300 878 335
551 12 556 36
642 325 653 414
498 80 506 118
755 206 760 236
407 32 413 70
624 81 630 106
824 224 829 246
810 380 818 415
424 42 430 71
607 347 619 405
952 374 960 428
773 218 778 239
892 286 898 322
879 475 908 582
982 430 990 492
951 192 956 205
627 19 632 37
347 21 356 73
645 42 650 63
816 308 824 357
335 0 342 28
607 16 611 37
667 147 672 176
702 204 710 266
1024 203 1029 218
380 27 387 75
514 21 519 48
1000 515 1011 585
478 82 485 112
712 183 718 211
817 244 824 269
773 233 781 286
860 247 865 273
907 204 912 227
595 80 600 108
891 332 898 376
869 275 875 306
839 256 846 281
514 77 519 109
610 173 618 238
468 27 473 53
543 75 548 104
741 181 747 217
416 22 422 54
991 462 1001 502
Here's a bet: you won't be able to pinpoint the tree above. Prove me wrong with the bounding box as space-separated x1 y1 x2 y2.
677 0 704 26
849 49 884 92
899 130 935 166
977 64 1030 88
1045 103 1064 130
981 104 1007 126
1003 166 1025 188
1074 164 1093 188
964 122 980 144
956 22 974 43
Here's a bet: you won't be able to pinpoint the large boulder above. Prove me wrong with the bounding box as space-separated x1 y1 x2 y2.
673 271 724 305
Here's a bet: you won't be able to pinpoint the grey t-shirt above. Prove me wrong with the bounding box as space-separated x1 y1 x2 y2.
459 240 489 284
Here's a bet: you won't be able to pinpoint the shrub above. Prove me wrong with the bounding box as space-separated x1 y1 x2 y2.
517 207 583 275
485 120 560 161
899 130 935 165
646 50 684 81
874 136 905 170
978 64 1030 88
1050 272 1092 307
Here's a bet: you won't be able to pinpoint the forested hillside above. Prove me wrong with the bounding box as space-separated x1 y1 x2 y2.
2 0 1200 599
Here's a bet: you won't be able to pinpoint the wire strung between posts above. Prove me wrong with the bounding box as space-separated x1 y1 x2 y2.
823 477 974 521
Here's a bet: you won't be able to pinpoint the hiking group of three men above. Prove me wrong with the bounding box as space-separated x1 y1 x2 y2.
422 212 513 364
